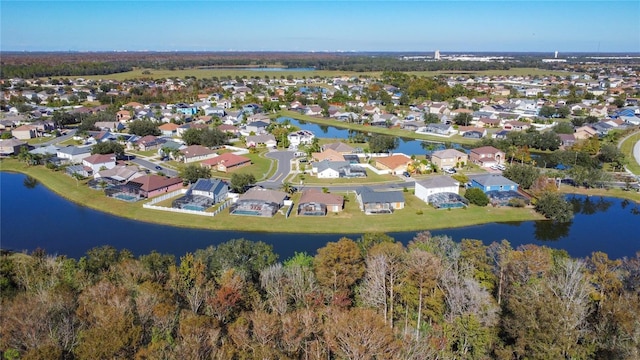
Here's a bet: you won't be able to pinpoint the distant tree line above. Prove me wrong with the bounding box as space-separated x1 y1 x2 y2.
0 53 572 79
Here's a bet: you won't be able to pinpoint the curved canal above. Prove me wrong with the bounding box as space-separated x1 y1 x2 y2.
2 172 639 260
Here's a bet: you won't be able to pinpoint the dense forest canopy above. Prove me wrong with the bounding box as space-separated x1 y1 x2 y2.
1 233 639 359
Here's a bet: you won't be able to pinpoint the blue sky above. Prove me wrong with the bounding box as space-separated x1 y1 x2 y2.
2 1 639 52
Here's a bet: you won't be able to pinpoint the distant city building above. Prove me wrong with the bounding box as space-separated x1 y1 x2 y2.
434 50 441 60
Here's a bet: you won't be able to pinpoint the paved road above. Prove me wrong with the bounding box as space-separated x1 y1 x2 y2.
36 129 77 147
258 150 295 189
129 156 178 177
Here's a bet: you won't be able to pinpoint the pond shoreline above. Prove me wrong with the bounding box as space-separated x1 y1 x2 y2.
1 159 548 234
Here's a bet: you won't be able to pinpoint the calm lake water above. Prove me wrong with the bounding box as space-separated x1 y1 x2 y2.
277 117 466 155
1 172 639 260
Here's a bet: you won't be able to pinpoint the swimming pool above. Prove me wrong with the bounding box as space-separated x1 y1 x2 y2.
113 194 138 202
183 205 205 211
231 209 262 216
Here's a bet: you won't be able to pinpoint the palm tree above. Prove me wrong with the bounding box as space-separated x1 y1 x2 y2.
281 181 296 195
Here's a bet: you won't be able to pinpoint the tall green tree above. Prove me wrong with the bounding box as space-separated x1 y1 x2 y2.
535 191 574 222
178 164 211 184
229 173 255 193
368 134 398 153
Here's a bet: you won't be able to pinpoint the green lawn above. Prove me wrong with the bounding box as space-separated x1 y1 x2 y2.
128 149 159 157
276 110 480 146
235 151 276 181
26 137 54 145
289 169 399 185
620 131 640 175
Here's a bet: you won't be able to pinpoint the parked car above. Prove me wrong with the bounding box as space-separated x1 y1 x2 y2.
444 168 456 174
155 166 163 170
402 171 411 178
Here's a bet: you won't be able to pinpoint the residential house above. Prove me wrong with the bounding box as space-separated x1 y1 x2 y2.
0 138 27 155
312 148 346 162
459 126 487 139
303 105 323 116
245 134 277 148
158 123 180 136
503 121 531 131
116 110 132 122
322 142 355 154
190 178 229 204
419 123 456 136
179 145 217 163
355 187 405 214
592 122 613 136
469 146 505 167
430 149 468 170
558 134 576 148
205 107 226 117
136 135 165 151
375 154 412 174
469 174 528 205
217 124 239 136
95 165 143 182
244 120 269 135
12 125 37 140
415 176 467 208
574 126 598 140
56 146 92 164
82 153 116 173
176 104 198 116
95 121 125 132
287 130 315 147
313 160 366 179
201 153 252 172
66 165 92 178
476 117 502 128
230 187 288 217
297 189 344 215
127 175 184 198
29 144 59 156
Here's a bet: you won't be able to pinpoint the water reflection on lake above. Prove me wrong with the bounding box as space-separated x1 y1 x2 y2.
1 172 639 260
277 116 463 155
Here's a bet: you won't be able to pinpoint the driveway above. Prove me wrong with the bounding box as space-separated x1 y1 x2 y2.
129 156 178 177
257 150 295 189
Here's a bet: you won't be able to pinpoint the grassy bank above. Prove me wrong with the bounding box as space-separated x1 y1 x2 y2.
559 184 640 203
276 110 480 146
620 131 640 175
1 158 548 233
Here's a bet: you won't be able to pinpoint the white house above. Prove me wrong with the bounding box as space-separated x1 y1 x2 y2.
82 153 117 173
414 175 460 204
56 146 93 164
287 130 315 147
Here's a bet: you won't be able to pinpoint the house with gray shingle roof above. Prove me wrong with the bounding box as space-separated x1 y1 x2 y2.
355 186 405 214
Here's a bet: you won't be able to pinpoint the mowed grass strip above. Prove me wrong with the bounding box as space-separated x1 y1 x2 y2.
1 158 547 233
